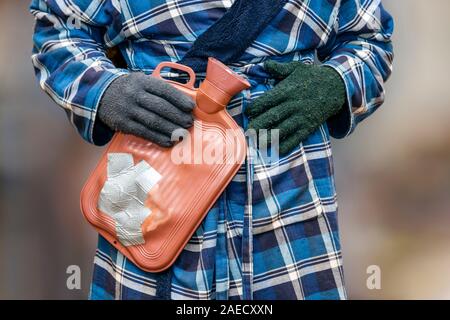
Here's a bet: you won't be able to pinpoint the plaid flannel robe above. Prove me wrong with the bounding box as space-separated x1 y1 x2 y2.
30 0 394 300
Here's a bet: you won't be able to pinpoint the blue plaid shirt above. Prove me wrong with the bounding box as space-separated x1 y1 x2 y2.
30 0 393 300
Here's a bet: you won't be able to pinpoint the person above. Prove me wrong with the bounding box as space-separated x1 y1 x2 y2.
30 0 394 300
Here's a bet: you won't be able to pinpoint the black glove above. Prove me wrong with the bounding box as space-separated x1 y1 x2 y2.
98 72 195 147
246 61 346 155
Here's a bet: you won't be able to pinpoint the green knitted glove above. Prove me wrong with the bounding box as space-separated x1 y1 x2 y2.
246 60 346 155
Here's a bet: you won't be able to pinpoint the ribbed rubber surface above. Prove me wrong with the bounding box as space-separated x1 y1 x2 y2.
80 74 248 272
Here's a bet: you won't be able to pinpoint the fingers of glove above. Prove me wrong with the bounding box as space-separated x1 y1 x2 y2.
143 76 195 112
131 108 181 137
276 113 311 140
245 87 289 118
280 119 323 155
264 60 302 79
248 101 296 130
279 130 309 155
136 93 194 128
121 120 174 147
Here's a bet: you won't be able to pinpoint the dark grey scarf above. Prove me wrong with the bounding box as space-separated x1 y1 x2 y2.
178 0 289 72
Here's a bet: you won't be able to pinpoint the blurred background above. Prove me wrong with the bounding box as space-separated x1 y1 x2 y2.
0 0 449 299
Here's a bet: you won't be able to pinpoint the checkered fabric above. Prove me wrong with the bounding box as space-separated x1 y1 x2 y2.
30 0 394 300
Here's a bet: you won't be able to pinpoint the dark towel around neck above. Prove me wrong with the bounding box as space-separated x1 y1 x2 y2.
178 0 289 73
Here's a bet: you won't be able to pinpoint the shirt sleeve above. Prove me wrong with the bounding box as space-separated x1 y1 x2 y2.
318 0 394 139
30 0 129 145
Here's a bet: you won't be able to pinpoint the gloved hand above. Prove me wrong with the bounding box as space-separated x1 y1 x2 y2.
98 72 195 147
245 60 346 155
